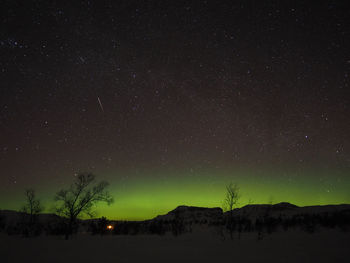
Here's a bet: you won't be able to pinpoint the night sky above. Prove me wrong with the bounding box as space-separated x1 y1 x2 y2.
1 1 349 220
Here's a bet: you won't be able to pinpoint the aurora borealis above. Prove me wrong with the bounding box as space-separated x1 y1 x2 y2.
1 166 349 220
1 1 349 220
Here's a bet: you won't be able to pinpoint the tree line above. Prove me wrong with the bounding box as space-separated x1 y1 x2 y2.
2 173 113 239
0 175 349 240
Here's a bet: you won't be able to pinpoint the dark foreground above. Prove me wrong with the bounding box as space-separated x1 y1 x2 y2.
1 229 350 263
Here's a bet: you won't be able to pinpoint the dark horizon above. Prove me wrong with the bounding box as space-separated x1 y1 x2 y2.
2 199 350 222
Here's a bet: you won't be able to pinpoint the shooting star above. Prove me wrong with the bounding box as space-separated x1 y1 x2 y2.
97 96 104 113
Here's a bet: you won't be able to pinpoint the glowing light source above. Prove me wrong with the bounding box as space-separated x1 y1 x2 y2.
107 225 113 230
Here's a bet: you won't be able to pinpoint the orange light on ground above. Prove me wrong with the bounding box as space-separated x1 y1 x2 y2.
107 225 113 230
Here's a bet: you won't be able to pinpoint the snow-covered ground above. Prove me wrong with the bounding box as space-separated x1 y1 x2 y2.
1 228 349 263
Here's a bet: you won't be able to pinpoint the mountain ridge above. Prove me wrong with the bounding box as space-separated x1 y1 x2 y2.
1 202 350 223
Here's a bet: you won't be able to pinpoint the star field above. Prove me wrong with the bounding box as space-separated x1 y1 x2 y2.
0 1 349 219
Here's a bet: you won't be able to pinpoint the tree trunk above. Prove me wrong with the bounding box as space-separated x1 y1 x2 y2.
65 218 74 240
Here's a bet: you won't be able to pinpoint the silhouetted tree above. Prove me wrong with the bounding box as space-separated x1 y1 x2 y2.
20 189 43 237
223 182 240 239
54 173 113 239
21 189 43 222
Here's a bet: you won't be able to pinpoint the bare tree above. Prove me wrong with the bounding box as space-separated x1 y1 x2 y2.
20 189 43 236
54 173 113 239
223 183 240 239
21 189 43 222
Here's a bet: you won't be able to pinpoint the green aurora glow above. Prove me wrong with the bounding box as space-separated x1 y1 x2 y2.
1 166 349 220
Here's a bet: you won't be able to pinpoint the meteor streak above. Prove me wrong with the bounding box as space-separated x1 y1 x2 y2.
97 97 104 113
